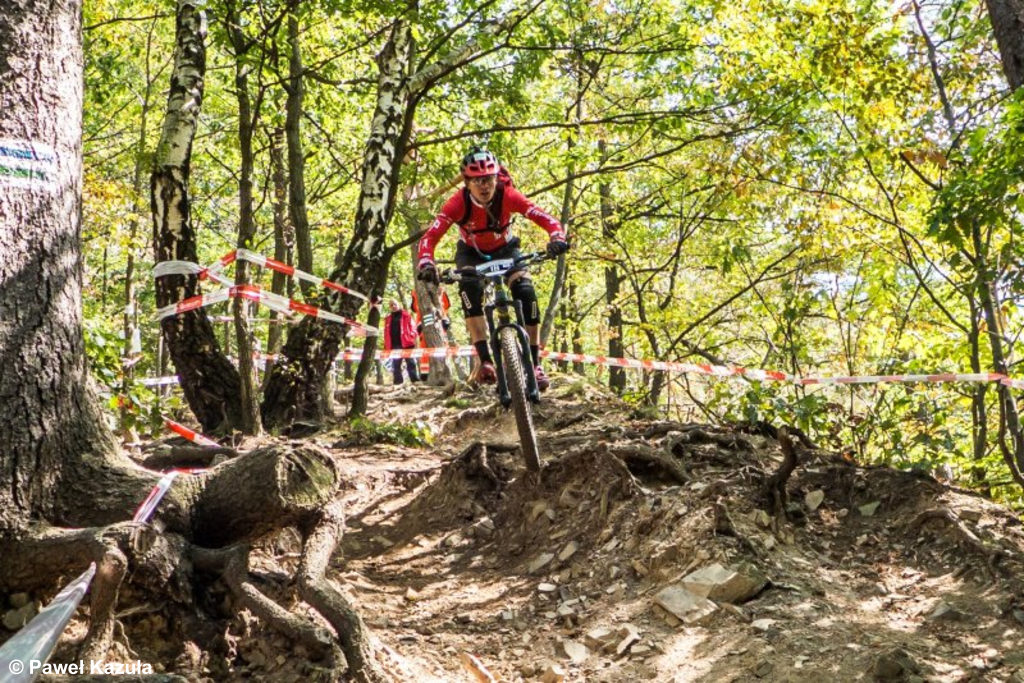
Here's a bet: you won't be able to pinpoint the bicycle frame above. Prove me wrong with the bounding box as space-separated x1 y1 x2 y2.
443 252 547 406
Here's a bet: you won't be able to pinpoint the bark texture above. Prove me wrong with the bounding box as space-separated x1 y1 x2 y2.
151 0 243 433
986 0 1024 90
262 21 415 427
0 0 120 529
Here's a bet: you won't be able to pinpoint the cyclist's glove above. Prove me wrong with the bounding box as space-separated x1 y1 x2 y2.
547 239 570 258
417 264 440 284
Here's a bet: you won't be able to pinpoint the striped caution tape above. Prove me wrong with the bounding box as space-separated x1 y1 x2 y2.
540 350 792 380
156 250 372 302
140 375 181 387
200 250 238 283
154 257 235 287
165 418 220 447
132 471 180 523
799 372 1005 386
232 284 376 335
235 248 370 302
155 287 232 320
153 284 377 336
146 346 1024 389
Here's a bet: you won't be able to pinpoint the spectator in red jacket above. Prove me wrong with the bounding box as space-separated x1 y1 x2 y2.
416 147 569 390
383 299 420 384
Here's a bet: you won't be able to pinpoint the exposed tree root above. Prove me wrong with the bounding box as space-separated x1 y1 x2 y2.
605 443 690 484
191 545 336 662
298 502 390 683
0 443 395 680
79 544 128 660
139 445 236 471
908 507 1003 578
762 426 799 523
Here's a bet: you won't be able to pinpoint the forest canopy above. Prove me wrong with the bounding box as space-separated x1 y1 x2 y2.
77 0 1024 500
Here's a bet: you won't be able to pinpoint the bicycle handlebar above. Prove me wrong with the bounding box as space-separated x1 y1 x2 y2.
440 250 552 284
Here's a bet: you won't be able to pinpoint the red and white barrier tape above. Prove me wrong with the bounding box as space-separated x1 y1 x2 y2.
132 471 179 523
165 418 220 447
155 287 232 319
233 284 375 335
147 345 1024 388
235 248 370 302
155 249 372 302
154 284 377 336
154 257 235 287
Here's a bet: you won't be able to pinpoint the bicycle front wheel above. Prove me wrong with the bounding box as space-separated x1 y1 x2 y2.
499 326 541 472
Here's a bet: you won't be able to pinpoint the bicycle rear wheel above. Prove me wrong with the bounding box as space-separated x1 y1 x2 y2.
499 326 541 471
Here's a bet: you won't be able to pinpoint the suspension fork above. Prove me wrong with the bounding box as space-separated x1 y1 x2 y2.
485 295 540 406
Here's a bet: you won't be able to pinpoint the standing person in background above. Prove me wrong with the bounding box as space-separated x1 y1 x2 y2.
416 147 569 391
383 299 420 385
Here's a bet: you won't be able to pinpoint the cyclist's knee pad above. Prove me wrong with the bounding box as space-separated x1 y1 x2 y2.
459 280 485 318
510 276 540 325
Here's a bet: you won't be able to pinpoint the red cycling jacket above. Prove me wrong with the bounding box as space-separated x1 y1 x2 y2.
417 183 566 267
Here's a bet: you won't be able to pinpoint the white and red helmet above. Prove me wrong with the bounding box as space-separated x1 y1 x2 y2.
461 147 499 178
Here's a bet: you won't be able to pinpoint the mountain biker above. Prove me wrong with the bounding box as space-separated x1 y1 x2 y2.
417 147 569 391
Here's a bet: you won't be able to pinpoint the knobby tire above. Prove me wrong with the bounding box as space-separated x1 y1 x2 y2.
499 327 541 472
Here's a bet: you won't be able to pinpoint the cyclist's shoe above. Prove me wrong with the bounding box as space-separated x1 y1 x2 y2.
534 365 550 392
474 361 497 385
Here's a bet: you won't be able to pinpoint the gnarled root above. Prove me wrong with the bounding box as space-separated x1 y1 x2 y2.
298 502 390 683
762 426 799 525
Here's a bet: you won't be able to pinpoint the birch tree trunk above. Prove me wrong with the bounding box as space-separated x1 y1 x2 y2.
262 20 415 426
600 141 626 394
151 0 243 433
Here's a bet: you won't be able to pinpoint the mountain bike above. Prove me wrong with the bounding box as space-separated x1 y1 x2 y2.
441 251 551 471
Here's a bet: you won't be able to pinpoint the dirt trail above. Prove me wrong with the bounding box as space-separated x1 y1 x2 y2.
12 374 1024 682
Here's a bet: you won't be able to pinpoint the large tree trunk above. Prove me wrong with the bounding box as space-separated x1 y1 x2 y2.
0 0 121 530
0 5 376 675
262 21 415 427
985 0 1024 90
152 0 243 433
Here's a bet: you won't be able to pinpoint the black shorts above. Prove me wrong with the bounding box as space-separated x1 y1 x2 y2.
454 237 523 273
454 237 524 317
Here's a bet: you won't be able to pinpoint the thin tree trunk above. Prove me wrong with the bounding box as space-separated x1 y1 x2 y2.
540 65 582 346
286 11 314 296
225 0 263 436
120 21 160 434
972 219 1024 486
267 124 292 368
967 299 991 491
599 140 626 394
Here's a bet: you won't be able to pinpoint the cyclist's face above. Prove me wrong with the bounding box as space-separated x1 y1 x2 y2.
466 174 497 203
